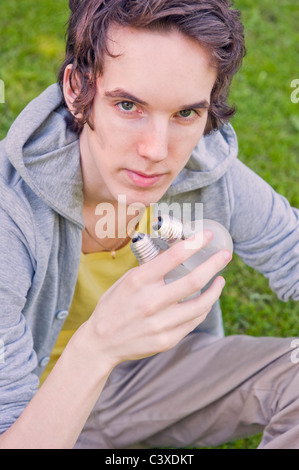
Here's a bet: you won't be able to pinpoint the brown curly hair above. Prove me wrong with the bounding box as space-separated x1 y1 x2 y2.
58 0 246 135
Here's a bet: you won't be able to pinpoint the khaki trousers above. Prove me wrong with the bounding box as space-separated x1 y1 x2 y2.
74 332 299 449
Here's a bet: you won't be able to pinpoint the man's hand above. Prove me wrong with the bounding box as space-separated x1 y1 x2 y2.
85 230 232 370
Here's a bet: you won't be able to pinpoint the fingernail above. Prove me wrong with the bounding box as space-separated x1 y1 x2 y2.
205 230 214 240
223 250 232 261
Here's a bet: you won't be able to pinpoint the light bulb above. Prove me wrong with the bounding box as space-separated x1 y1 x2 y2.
152 214 233 272
130 232 200 301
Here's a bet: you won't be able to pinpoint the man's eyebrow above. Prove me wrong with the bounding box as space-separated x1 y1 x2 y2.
183 100 210 110
104 88 210 109
104 88 148 106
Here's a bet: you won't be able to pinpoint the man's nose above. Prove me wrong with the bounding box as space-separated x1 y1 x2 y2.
137 118 169 162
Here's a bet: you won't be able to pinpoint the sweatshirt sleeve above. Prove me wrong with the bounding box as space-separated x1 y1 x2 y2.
227 159 299 302
0 208 39 434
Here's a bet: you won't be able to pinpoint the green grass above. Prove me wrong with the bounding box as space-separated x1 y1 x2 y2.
0 0 68 137
0 0 298 450
207 0 299 449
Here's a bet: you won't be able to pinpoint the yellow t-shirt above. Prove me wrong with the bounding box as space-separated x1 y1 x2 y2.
40 208 152 384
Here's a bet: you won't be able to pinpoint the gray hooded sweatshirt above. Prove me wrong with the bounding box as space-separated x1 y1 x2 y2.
0 84 298 433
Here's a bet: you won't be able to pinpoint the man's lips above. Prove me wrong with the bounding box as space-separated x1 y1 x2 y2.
124 169 166 188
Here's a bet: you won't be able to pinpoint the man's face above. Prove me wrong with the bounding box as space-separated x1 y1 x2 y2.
80 25 217 207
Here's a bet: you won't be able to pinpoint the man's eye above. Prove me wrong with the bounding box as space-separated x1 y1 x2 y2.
178 109 196 118
118 101 136 112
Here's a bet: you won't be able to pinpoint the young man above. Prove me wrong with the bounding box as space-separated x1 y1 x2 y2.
0 0 298 449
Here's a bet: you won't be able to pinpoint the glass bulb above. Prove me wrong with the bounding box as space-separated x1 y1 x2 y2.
130 232 200 301
152 214 233 272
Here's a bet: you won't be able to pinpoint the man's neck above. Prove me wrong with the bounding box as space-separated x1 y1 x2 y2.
82 200 146 254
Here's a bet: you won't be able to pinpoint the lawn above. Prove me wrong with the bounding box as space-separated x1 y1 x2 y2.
0 0 298 450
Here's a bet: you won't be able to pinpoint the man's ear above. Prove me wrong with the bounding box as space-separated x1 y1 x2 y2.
63 64 81 117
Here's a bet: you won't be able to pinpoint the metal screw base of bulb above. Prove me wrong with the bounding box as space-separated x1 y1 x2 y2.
152 214 184 242
130 233 160 264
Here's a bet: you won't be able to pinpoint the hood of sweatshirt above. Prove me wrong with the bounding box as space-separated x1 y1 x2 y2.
4 84 83 227
4 84 238 226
